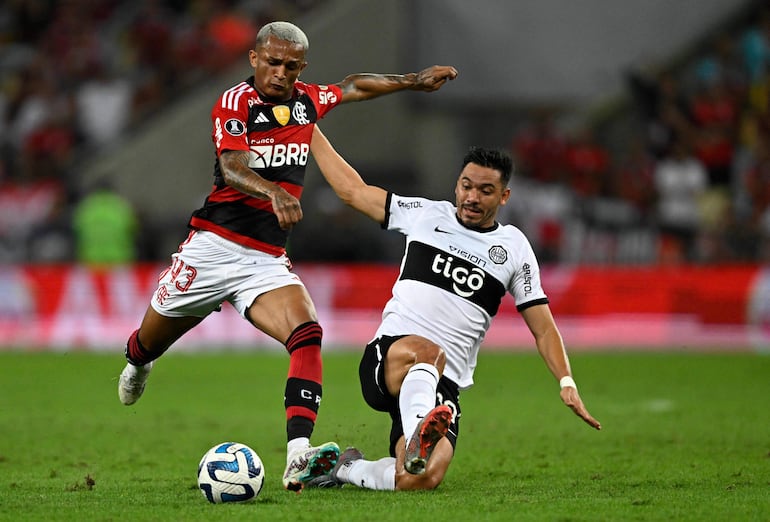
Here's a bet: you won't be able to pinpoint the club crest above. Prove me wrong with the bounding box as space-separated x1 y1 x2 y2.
272 105 291 126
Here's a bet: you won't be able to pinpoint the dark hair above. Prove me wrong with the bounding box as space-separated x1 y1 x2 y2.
461 147 513 186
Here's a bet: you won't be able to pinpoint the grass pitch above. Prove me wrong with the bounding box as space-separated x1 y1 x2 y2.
0 349 768 521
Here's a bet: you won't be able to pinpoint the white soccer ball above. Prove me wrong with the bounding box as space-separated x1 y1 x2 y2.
197 442 265 503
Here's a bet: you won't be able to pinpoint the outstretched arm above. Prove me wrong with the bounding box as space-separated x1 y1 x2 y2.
337 65 458 103
310 126 388 224
520 304 602 430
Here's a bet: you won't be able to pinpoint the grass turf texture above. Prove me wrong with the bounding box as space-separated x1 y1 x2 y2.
0 350 768 521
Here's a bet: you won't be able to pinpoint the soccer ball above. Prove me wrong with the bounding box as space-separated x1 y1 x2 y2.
197 442 265 503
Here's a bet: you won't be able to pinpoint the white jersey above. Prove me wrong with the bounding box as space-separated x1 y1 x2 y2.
375 194 549 389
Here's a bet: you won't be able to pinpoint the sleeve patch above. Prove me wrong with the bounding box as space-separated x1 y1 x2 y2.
224 119 246 136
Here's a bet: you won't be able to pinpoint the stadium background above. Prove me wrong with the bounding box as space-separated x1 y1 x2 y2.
2 0 769 351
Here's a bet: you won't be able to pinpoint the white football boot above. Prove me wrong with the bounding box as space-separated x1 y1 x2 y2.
118 361 154 405
282 441 340 491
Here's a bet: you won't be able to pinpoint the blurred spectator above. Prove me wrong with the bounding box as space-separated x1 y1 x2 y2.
72 178 139 266
653 136 709 262
37 1 115 90
689 32 747 100
205 1 256 62
75 61 135 148
689 78 739 187
627 68 693 159
499 172 575 264
563 126 611 197
736 129 770 228
613 135 657 216
511 108 567 183
125 0 177 116
0 155 67 263
741 7 770 112
27 194 75 263
5 59 74 154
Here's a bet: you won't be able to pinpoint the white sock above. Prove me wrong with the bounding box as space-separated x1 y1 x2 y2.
286 437 310 461
342 457 396 490
399 363 439 442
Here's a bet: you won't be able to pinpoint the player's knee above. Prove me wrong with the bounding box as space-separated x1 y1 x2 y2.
385 337 445 391
433 347 446 374
413 340 445 373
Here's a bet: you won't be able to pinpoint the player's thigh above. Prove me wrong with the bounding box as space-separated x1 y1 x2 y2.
246 284 318 343
394 435 454 491
384 335 446 396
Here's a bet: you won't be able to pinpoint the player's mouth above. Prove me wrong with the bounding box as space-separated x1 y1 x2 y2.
461 205 482 217
458 206 483 224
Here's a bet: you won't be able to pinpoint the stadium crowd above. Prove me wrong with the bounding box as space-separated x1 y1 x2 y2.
1 1 769 266
506 3 770 265
0 0 323 264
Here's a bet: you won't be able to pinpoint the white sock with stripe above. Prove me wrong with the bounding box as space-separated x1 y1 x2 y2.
399 362 440 443
341 457 396 490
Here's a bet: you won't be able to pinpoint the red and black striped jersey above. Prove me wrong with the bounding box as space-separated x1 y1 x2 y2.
188 76 343 256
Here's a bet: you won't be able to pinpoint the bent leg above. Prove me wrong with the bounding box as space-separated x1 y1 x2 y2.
351 335 458 490
394 435 454 490
135 306 202 351
383 335 446 397
383 336 447 466
119 307 202 405
125 305 203 365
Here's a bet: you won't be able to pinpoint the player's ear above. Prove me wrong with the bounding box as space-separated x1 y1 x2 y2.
500 187 511 205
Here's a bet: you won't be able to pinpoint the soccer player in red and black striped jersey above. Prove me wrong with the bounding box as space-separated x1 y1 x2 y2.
116 21 458 492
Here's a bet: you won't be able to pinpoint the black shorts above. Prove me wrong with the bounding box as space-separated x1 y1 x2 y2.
359 335 461 458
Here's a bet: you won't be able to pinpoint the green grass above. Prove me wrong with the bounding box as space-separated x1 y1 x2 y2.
0 350 768 521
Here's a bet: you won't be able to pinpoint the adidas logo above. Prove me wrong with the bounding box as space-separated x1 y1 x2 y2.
254 112 269 124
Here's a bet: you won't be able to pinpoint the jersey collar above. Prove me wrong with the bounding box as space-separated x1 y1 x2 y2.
454 213 499 233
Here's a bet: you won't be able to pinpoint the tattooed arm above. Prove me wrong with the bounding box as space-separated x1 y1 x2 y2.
336 65 458 103
219 150 302 230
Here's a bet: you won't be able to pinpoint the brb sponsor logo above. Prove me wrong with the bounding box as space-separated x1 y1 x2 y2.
431 253 485 298
249 143 309 168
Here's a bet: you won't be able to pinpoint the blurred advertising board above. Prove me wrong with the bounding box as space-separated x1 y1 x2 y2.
1 263 768 351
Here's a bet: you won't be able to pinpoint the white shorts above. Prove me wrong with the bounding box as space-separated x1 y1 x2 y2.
150 230 305 318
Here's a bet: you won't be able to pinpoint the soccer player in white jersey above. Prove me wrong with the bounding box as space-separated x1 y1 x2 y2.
307 126 601 491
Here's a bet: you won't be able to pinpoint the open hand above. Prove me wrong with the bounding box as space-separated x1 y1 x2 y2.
560 387 602 430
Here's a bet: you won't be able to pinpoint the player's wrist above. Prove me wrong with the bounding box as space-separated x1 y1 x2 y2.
559 376 577 390
404 72 419 88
